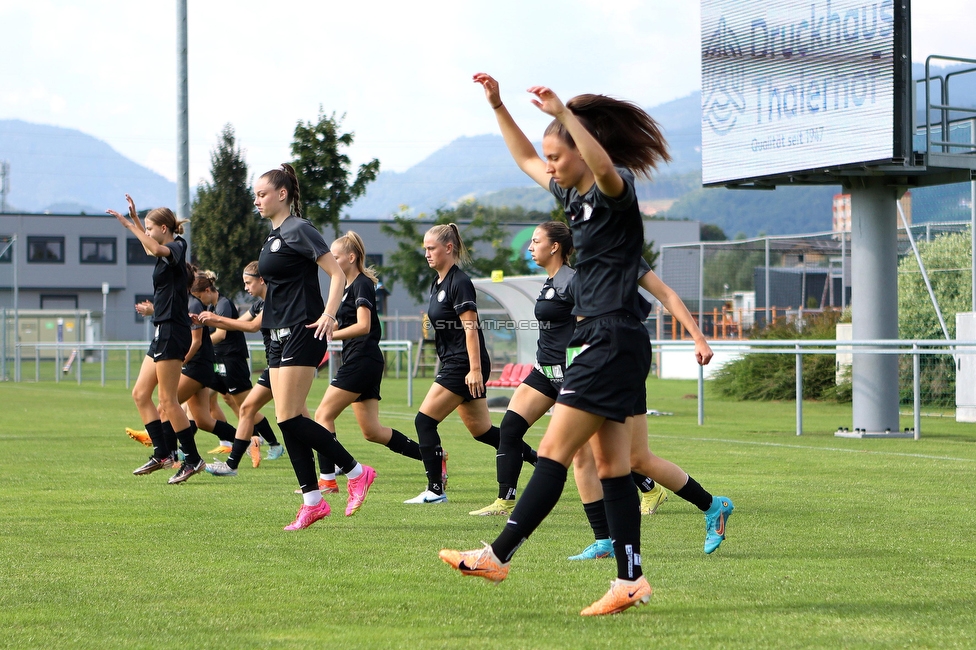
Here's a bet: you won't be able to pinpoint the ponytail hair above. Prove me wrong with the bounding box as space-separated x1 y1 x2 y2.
537 221 574 264
191 269 218 294
186 263 198 291
333 230 378 284
259 163 303 218
243 261 261 277
543 94 671 178
146 207 189 235
426 223 470 265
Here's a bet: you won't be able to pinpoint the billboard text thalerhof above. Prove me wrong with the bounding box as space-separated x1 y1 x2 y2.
701 0 896 185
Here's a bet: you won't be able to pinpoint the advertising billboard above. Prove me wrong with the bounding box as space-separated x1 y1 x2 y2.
702 0 900 185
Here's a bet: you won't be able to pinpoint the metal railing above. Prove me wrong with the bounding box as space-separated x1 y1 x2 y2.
10 339 415 406
655 338 971 439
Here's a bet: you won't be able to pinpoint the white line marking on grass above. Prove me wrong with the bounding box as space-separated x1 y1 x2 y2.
647 435 976 463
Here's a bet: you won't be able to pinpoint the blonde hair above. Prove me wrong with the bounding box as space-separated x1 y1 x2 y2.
426 223 470 265
333 230 378 284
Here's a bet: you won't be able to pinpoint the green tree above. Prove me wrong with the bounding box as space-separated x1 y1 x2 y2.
291 108 380 237
897 232 971 406
191 125 266 299
378 201 532 303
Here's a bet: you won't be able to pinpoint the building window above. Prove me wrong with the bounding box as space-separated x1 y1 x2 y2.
27 236 65 264
40 294 79 310
0 235 11 263
80 237 117 264
127 239 156 265
134 293 153 323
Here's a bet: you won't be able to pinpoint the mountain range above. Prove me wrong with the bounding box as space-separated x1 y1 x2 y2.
2 62 974 236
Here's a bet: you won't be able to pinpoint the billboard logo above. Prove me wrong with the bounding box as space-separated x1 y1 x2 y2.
702 17 747 137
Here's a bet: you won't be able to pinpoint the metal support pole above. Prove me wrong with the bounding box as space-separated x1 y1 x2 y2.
913 343 921 440
125 347 131 389
698 243 704 334
971 118 975 312
764 236 771 327
840 231 847 310
406 341 413 407
13 235 19 382
176 0 191 252
796 344 803 436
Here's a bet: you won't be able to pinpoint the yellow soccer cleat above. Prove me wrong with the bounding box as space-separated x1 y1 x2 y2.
639 484 669 515
468 498 516 516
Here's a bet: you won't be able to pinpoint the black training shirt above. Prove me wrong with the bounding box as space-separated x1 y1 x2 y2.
188 296 215 365
258 216 330 329
337 273 383 363
550 167 645 320
534 264 576 365
212 295 249 360
248 299 272 353
427 265 490 369
151 237 191 326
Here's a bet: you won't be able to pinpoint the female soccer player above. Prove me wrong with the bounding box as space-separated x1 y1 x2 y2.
255 164 375 528
405 223 537 504
441 75 733 616
108 195 204 484
312 231 422 479
199 263 288 479
189 269 283 468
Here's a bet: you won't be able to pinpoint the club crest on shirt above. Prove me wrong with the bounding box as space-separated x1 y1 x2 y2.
342 292 348 302
545 287 556 300
270 238 282 252
436 290 447 303
582 203 593 221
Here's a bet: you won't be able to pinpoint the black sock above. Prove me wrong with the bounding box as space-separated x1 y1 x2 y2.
318 452 335 476
497 411 530 500
415 412 445 494
253 418 279 446
631 472 655 493
602 475 642 581
160 420 178 457
675 475 713 512
473 425 500 448
146 420 168 459
385 428 423 461
279 421 317 492
213 419 237 442
492 458 567 563
175 424 201 465
277 415 355 474
226 438 251 470
582 499 611 541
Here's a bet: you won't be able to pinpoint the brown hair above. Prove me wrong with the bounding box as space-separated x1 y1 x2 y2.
426 223 470 265
543 94 671 178
243 261 260 277
333 230 378 284
537 221 574 264
259 163 303 218
190 269 218 294
145 207 189 235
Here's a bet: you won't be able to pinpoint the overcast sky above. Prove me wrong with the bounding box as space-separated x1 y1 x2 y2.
0 0 973 187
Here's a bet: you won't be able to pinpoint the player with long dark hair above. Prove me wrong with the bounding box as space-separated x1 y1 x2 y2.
441 75 733 616
255 164 375 528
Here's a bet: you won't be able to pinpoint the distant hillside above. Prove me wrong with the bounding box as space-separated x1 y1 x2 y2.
0 120 176 213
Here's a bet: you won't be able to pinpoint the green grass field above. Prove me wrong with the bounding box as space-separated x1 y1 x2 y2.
1 376 974 649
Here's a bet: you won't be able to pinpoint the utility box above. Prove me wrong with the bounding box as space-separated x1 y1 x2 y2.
956 312 976 422
836 322 852 385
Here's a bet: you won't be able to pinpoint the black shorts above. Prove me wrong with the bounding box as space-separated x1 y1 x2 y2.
435 361 491 402
147 322 191 363
257 368 271 390
556 313 651 423
331 353 384 402
266 324 328 369
182 357 218 390
520 365 563 401
215 356 253 395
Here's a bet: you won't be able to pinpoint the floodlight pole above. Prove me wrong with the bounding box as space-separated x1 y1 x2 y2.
849 180 901 434
176 0 191 257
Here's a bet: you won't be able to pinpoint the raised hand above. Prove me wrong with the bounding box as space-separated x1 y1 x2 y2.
472 72 502 109
527 85 567 117
107 194 143 232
